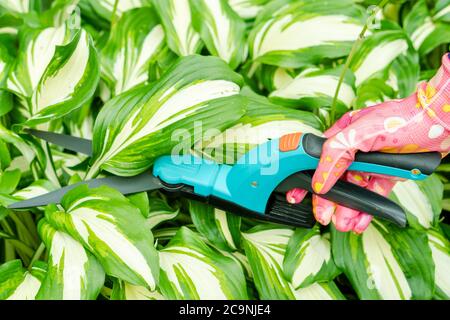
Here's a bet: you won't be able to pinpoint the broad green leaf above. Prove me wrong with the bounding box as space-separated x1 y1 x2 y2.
248 0 366 68
189 200 241 251
0 0 34 14
404 0 450 56
89 0 151 21
159 227 248 299
13 179 57 200
40 0 80 28
257 65 295 92
7 24 69 103
293 282 345 300
332 220 434 300
434 0 450 22
227 0 271 19
196 87 322 163
101 7 166 96
153 0 203 56
269 66 356 114
88 55 245 178
127 192 150 218
427 229 450 299
0 169 21 194
36 219 105 300
390 175 443 230
26 29 100 126
349 29 419 99
284 226 340 289
0 46 13 117
111 279 166 300
44 185 160 290
190 0 247 69
0 260 42 300
146 192 180 228
241 225 296 299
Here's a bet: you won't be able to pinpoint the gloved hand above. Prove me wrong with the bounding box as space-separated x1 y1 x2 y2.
287 53 450 233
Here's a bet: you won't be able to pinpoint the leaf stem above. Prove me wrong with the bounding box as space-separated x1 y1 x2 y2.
111 0 119 27
28 242 45 271
329 0 390 125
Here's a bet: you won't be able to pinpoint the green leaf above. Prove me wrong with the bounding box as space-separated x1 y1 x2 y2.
111 279 166 300
36 219 105 300
0 259 42 300
159 226 248 299
0 169 21 194
153 0 203 56
88 55 245 177
390 174 443 230
127 192 150 218
331 220 434 299
89 0 151 21
0 124 36 163
7 24 70 103
0 0 34 14
403 0 450 56
241 225 295 299
350 29 419 98
44 185 160 290
294 281 345 300
269 65 356 114
427 229 450 299
227 0 271 19
26 29 100 126
248 0 366 68
146 192 179 228
284 226 340 289
101 7 166 96
190 0 247 69
189 200 241 251
13 179 57 200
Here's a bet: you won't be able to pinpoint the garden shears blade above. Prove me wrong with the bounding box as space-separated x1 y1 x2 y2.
9 130 442 228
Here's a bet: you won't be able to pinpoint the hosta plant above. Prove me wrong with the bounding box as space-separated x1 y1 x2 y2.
0 0 449 301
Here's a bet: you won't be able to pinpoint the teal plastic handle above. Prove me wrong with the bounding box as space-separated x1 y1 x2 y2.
153 134 434 216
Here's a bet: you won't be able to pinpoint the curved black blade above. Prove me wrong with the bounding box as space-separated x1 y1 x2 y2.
8 172 162 209
25 129 93 156
276 171 407 227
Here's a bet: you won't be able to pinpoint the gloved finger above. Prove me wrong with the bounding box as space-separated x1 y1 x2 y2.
346 171 370 187
286 188 308 204
324 108 377 137
333 205 360 232
311 135 356 194
350 176 397 234
312 195 336 226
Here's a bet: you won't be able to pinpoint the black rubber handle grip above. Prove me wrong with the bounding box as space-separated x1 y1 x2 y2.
276 171 407 227
302 133 441 175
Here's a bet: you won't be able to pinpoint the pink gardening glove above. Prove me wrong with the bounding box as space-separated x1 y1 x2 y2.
287 53 450 233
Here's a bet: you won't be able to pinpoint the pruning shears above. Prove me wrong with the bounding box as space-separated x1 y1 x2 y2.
9 129 442 228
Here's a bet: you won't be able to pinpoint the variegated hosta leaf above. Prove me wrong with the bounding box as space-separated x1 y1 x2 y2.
0 47 13 117
195 87 323 163
0 260 43 300
40 0 80 28
293 282 345 300
88 55 245 178
13 180 57 201
241 225 295 299
190 0 247 69
257 65 295 92
284 226 340 289
111 279 166 300
0 0 34 14
248 0 366 68
146 193 180 229
427 229 450 299
404 0 450 56
227 0 271 20
332 220 434 300
89 0 151 21
0 169 20 195
36 219 105 300
26 29 99 126
7 24 69 108
153 0 203 56
159 227 248 299
390 174 443 230
44 185 160 290
349 29 419 104
188 200 241 251
269 66 356 114
101 7 166 96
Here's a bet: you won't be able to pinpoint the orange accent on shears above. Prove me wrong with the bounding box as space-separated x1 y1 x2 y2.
279 132 302 152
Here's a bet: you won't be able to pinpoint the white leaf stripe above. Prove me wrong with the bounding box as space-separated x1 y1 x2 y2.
70 207 156 289
428 232 450 298
7 273 41 300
